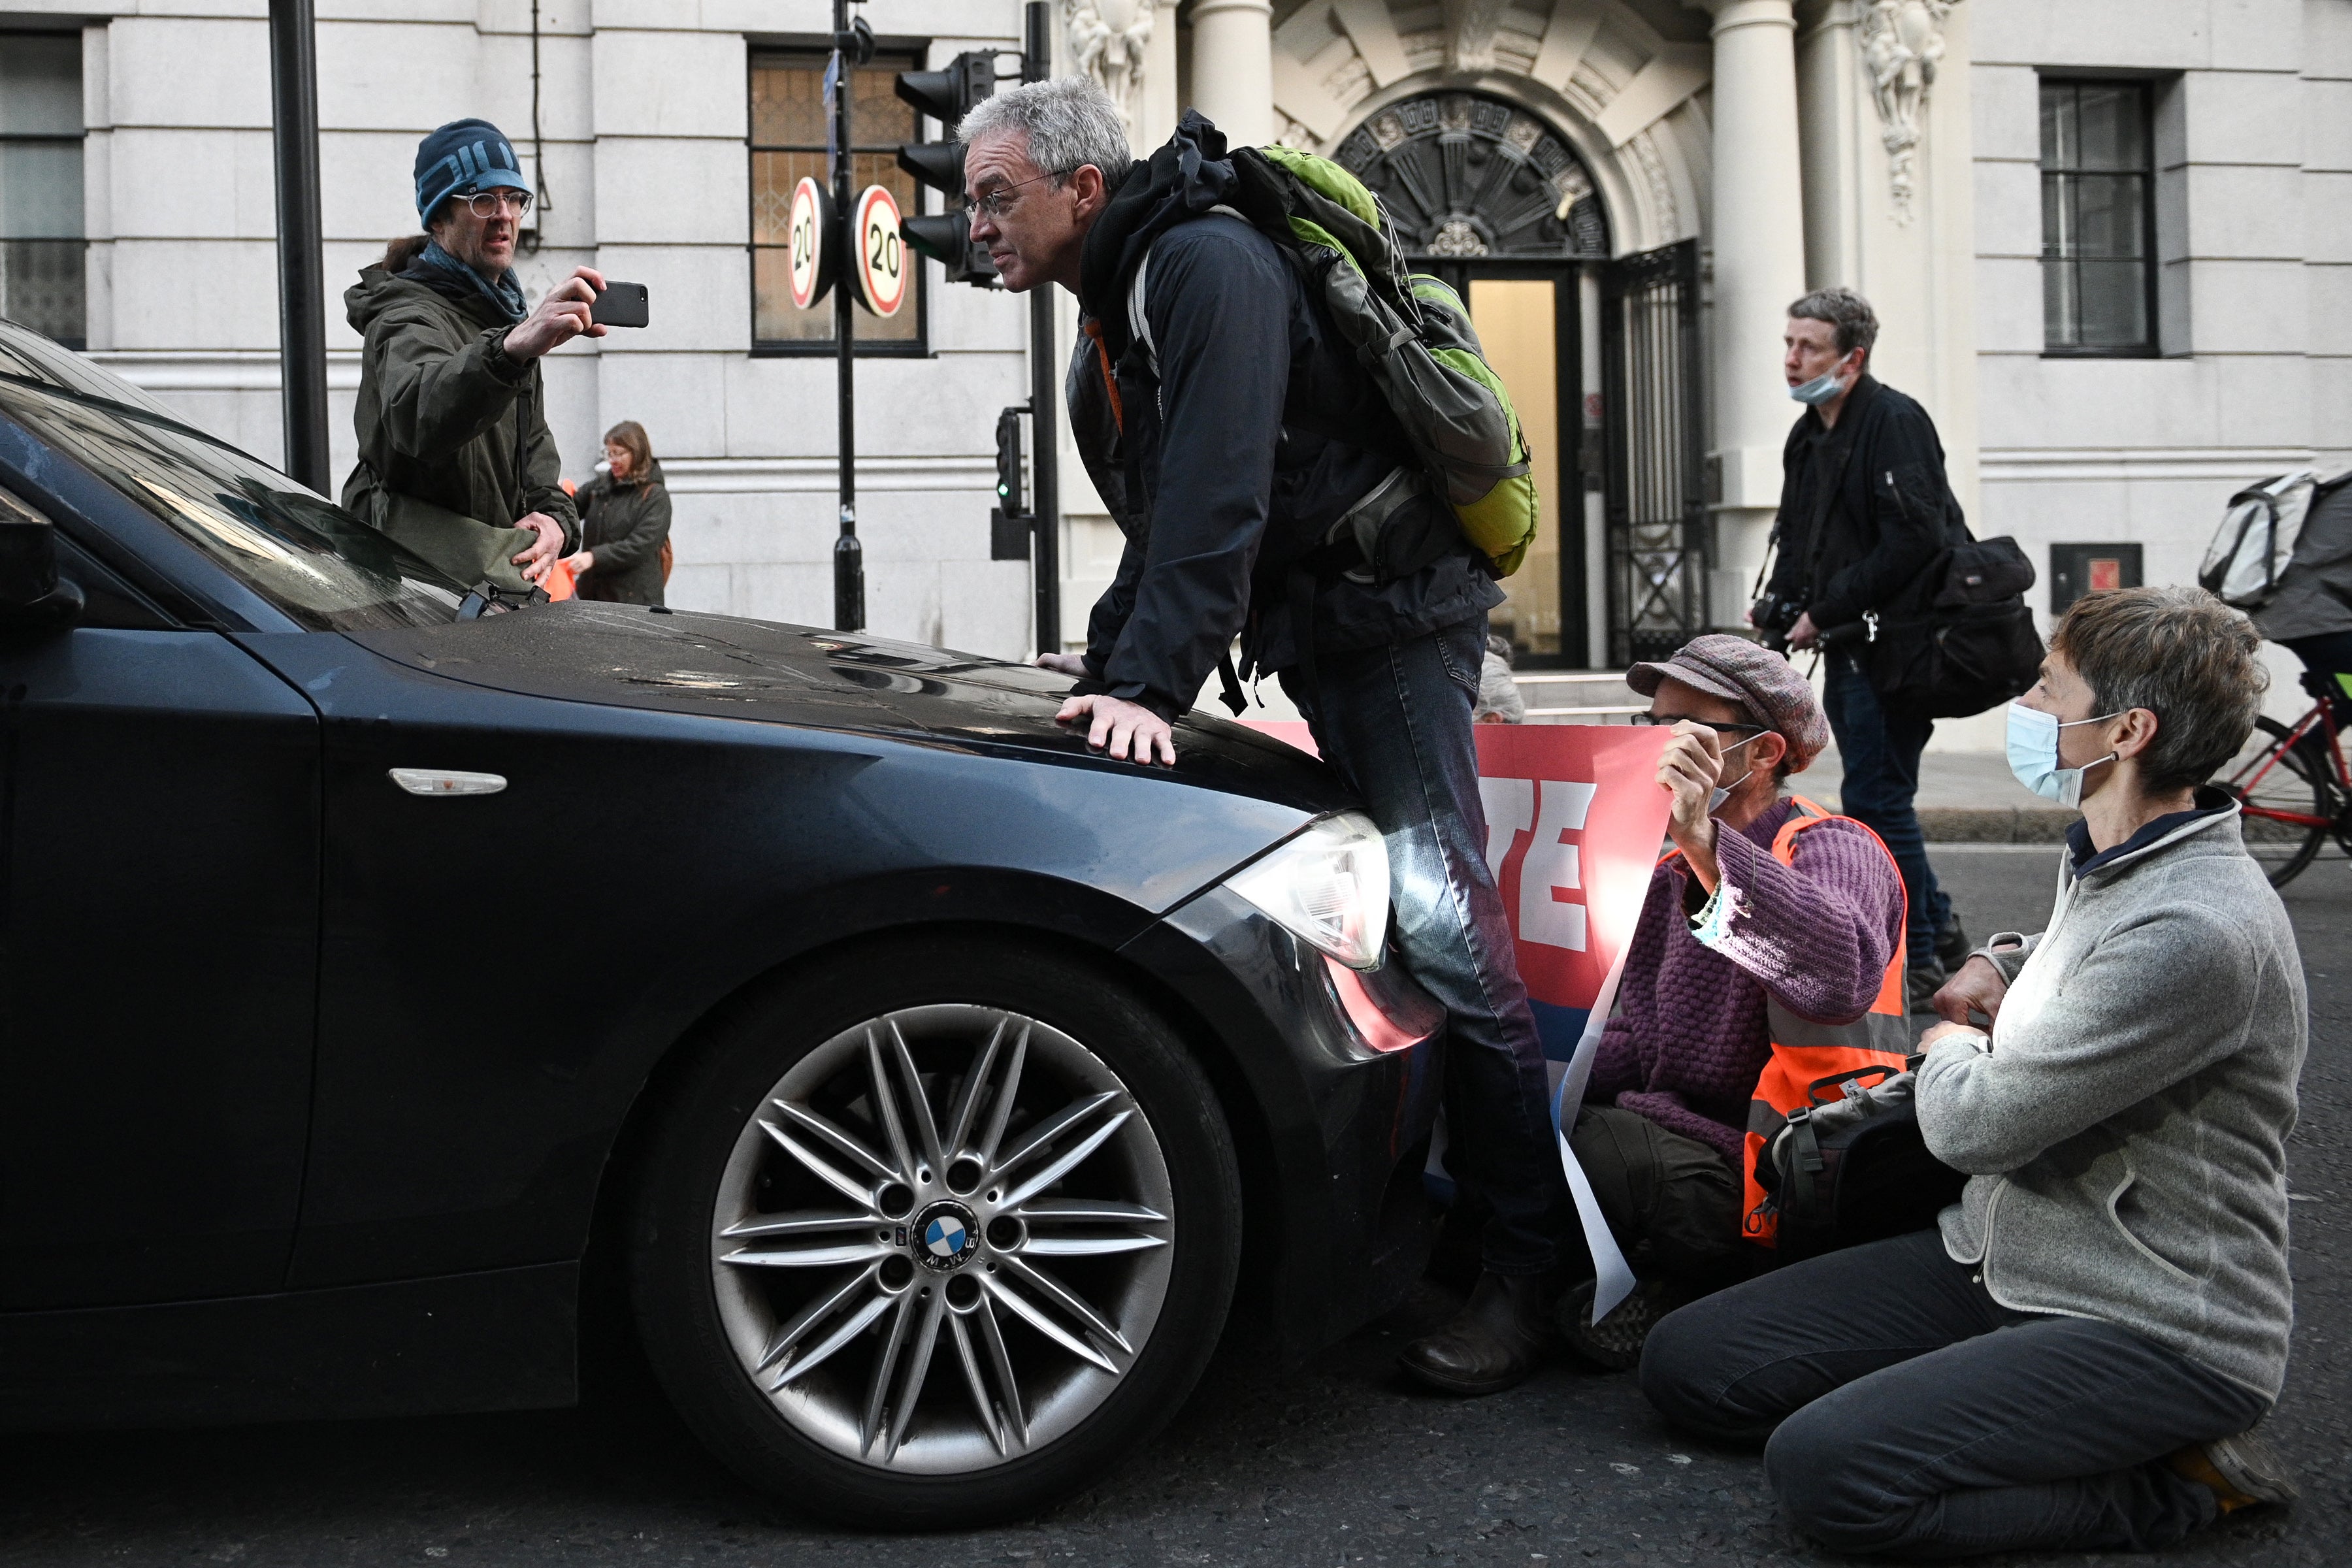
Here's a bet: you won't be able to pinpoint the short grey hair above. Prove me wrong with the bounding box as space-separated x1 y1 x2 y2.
1788 286 1880 361
2050 585 2268 794
957 77 1133 186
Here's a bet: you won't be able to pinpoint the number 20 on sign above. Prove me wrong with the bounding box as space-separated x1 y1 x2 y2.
787 176 833 310
852 185 907 318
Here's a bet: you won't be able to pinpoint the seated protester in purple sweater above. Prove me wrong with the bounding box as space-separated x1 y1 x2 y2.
1560 635 1903 1368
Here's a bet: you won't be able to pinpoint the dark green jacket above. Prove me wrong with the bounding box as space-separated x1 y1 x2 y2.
340 262 578 592
577 463 672 606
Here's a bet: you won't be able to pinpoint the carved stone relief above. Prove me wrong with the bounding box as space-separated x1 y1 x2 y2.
1859 0 1956 223
1442 0 1512 73
1067 0 1156 133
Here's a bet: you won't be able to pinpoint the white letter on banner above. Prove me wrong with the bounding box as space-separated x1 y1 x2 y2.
1477 777 1534 881
1520 780 1597 950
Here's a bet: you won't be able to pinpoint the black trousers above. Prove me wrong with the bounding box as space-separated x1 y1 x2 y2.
2282 629 2352 724
1640 1229 2270 1558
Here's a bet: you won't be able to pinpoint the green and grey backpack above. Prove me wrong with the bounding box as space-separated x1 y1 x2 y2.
1124 145 1540 580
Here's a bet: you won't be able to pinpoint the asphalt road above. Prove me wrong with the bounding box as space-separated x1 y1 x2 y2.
3 847 2345 1567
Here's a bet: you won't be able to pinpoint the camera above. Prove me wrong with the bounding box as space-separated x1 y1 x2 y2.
1750 593 1806 648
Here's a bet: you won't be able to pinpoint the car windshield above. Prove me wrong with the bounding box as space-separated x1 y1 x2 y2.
0 325 467 631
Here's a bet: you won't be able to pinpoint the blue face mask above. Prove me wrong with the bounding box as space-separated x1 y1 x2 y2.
2005 702 2121 809
1789 370 1847 406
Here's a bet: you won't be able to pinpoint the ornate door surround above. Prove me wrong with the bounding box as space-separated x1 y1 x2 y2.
1333 90 1608 261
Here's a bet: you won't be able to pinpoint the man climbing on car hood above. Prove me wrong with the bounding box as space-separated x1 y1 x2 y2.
959 77 1575 1394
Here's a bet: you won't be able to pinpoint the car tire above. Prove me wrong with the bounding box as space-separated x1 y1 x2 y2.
627 934 1242 1527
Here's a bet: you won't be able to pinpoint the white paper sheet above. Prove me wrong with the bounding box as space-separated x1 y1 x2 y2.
1551 951 1638 1322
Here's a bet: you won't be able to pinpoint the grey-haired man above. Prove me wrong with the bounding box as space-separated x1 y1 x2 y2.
962 78 1575 1392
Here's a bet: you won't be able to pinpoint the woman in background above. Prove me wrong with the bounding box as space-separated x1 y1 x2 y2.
566 420 671 606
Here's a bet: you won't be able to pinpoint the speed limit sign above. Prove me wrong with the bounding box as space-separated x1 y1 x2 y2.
851 184 908 318
787 176 834 310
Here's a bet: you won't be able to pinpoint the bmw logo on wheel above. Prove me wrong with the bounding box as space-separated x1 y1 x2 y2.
911 1200 979 1272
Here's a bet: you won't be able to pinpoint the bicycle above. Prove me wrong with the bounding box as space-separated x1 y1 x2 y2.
2212 669 2352 888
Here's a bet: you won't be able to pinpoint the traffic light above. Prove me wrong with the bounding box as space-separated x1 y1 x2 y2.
990 404 1029 560
895 52 998 286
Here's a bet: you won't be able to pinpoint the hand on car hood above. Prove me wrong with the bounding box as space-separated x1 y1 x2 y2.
344 600 1354 817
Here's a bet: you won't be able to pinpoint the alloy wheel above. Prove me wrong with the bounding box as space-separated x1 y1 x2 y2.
707 1004 1175 1475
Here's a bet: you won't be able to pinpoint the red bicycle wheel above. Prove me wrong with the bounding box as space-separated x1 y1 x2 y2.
2213 715 2334 888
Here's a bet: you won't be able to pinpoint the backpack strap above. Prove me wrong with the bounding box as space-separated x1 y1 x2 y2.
1124 205 1253 382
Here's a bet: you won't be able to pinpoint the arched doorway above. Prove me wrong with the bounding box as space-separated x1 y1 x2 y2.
1335 91 1607 665
1331 91 1708 671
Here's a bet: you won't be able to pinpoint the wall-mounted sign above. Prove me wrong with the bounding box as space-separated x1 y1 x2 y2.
851 184 907 318
2050 542 2144 613
788 176 834 310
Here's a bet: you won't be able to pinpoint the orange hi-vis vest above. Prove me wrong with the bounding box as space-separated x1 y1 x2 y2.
1743 796 1910 1246
1659 794 1911 1249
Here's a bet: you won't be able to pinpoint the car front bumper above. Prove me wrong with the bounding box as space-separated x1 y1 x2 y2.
1119 886 1447 1358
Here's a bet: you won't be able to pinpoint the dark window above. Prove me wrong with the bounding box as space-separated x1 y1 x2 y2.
0 322 470 630
749 50 926 354
2040 78 2157 356
0 33 87 350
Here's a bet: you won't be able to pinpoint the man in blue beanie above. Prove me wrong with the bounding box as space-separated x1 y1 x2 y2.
342 118 604 591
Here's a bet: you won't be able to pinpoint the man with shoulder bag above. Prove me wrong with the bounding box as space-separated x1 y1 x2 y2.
342 118 606 595
1752 287 1993 1012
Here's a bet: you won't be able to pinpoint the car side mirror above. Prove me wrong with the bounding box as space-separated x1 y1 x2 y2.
0 502 85 638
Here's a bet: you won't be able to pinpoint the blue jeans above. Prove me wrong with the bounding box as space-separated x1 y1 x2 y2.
1822 652 1952 960
1280 616 1571 1276
1642 1229 2267 1557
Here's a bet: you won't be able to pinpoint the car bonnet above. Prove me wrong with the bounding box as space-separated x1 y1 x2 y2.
344 600 1354 817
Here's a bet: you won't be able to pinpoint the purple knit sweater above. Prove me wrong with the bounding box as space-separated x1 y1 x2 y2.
1585 798 1905 1164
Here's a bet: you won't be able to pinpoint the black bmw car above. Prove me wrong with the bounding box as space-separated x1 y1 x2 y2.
0 320 1446 1524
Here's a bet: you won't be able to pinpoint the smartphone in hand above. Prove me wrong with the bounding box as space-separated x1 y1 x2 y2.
590 282 649 328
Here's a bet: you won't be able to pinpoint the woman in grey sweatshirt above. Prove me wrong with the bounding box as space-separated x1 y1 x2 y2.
1639 586 2308 1558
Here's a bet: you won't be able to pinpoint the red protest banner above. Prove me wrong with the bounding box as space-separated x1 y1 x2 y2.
1469 725 1674 1061
1241 721 1674 1064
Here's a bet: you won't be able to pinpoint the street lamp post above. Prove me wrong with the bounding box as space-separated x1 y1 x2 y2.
1022 0 1060 660
267 0 331 495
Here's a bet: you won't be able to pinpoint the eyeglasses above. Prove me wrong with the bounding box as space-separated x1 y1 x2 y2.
459 188 533 219
1634 713 1766 736
967 171 1062 220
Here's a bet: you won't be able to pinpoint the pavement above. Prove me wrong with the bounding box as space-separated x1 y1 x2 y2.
3 849 2345 1567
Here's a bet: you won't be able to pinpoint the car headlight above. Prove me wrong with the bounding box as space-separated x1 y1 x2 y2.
1223 810 1391 970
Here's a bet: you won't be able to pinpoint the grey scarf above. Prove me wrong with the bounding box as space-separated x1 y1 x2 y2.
416 238 528 324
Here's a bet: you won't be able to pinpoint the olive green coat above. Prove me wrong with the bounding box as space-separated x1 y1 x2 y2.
340 262 578 593
576 463 672 606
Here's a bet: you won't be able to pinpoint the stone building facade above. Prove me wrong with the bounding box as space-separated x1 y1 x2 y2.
1 0 2343 735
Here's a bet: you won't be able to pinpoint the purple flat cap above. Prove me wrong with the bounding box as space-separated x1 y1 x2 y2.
1625 634 1831 772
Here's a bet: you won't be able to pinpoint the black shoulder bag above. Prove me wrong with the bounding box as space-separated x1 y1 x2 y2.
1830 472 2045 719
1753 1061 1968 1264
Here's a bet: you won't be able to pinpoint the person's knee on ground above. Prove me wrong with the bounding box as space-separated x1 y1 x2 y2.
1637 1292 1780 1445
1759 1401 1923 1556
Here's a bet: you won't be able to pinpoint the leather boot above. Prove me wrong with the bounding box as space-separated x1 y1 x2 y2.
1397 1270 1555 1396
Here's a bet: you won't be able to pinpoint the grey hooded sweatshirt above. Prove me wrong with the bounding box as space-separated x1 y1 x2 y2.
1918 800 2307 1399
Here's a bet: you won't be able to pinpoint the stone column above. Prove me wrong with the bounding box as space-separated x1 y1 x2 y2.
1188 0 1273 147
1697 0 1809 625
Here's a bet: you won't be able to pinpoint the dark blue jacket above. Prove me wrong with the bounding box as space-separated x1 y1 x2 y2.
1066 114 1499 721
